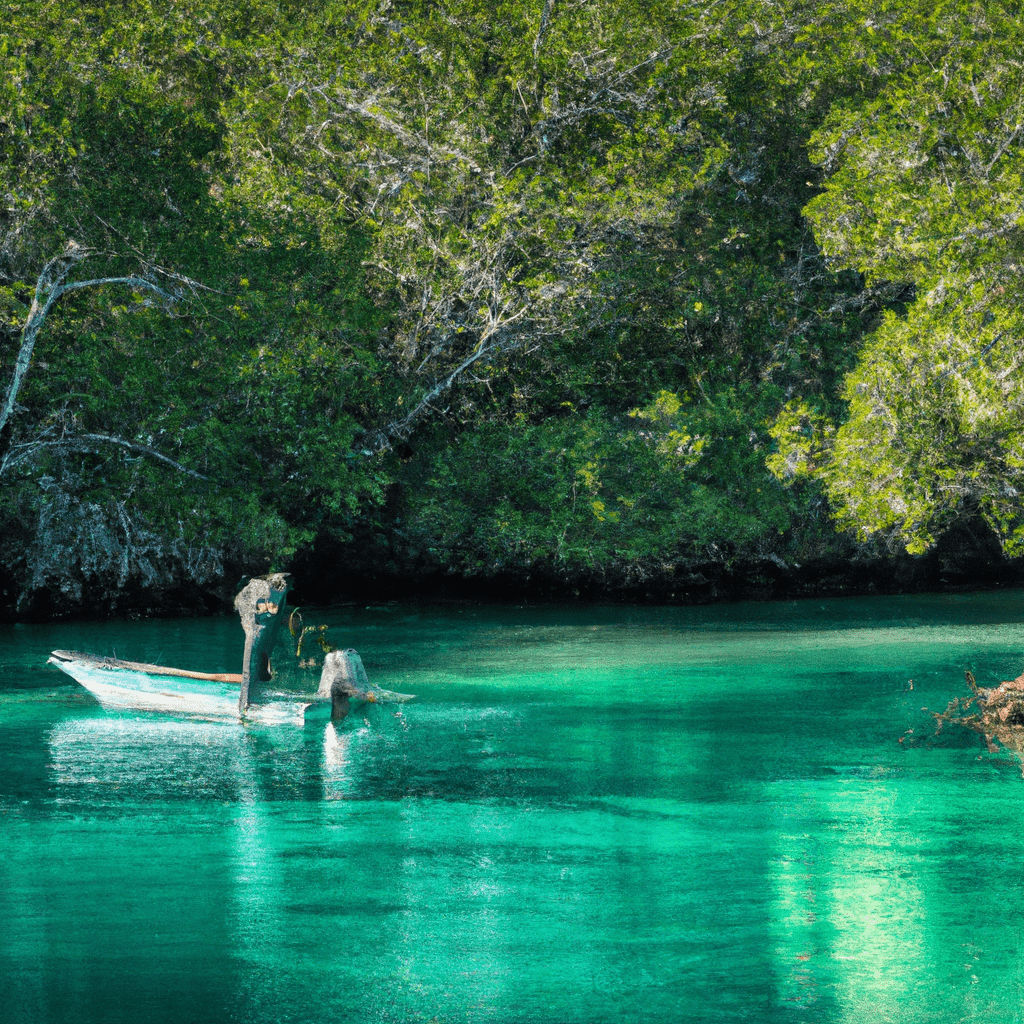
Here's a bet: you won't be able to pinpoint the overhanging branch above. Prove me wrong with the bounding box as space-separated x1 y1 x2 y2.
0 244 206 440
0 429 207 481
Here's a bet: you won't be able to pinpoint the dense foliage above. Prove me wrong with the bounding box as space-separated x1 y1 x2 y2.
2 0 1020 613
770 0 1024 556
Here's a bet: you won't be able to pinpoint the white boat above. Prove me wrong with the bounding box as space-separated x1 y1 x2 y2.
48 650 332 725
46 577 412 725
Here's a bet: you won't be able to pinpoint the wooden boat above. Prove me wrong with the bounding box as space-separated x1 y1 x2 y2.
46 575 414 724
47 649 332 724
45 574 317 722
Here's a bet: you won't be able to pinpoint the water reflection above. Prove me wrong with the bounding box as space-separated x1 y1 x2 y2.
322 721 353 799
7 594 1024 1022
764 767 1024 1024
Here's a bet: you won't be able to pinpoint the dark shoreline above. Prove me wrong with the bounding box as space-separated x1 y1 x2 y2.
4 521 1021 623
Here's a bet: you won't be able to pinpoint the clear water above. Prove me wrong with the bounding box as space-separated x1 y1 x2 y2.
4 592 1024 1023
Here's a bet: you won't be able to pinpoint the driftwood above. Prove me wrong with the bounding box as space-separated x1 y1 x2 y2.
934 670 1024 753
235 572 291 714
968 670 1024 726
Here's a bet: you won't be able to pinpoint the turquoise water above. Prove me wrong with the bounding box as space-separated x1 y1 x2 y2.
4 592 1024 1023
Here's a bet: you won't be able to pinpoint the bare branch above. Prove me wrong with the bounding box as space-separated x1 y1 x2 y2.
309 87 483 173
75 434 208 479
0 246 89 438
984 120 1023 177
0 245 204 439
937 333 1005 381
371 318 527 454
533 0 555 59
57 274 179 302
1 428 207 481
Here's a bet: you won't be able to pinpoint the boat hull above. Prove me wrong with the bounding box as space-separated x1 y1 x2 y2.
48 654 329 724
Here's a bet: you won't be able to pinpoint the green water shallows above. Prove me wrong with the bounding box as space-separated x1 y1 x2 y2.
3 592 1024 1024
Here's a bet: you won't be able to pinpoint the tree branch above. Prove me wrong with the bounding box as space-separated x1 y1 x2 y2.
77 433 208 479
369 313 528 454
0 245 203 439
1 429 207 480
533 0 555 59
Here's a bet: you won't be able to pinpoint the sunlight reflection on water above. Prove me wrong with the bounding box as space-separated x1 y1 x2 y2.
5 592 1024 1022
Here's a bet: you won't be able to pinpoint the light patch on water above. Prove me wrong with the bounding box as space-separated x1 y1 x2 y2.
6 592 1024 1023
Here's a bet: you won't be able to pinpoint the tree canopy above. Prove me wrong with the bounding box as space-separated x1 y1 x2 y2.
2 0 1020 613
769 0 1024 555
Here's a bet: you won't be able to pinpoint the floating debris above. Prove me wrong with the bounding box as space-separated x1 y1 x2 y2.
933 669 1024 755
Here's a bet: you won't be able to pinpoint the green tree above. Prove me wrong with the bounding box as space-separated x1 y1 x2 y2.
226 0 743 448
770 0 1024 555
0 1 390 609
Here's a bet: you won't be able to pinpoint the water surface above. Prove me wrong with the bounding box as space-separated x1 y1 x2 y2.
3 592 1024 1023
